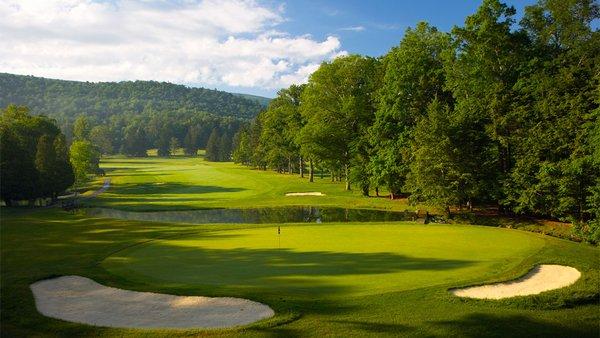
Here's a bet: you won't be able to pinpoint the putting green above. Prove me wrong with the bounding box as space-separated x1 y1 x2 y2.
103 223 545 299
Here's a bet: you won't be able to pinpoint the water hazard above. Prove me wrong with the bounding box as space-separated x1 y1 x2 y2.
87 206 429 224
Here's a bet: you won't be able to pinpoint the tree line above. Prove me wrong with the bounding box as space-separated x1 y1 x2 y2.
0 105 75 205
72 111 242 159
231 0 599 240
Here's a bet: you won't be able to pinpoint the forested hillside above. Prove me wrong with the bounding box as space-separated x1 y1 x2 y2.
0 73 265 121
0 73 268 157
232 93 271 107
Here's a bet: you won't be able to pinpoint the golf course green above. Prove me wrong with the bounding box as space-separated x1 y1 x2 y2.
103 224 545 298
1 156 599 337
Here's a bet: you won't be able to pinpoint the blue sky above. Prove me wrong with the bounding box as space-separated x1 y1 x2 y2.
277 0 538 58
1 0 544 98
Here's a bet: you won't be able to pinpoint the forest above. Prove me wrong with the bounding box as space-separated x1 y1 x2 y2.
0 73 265 156
230 0 599 240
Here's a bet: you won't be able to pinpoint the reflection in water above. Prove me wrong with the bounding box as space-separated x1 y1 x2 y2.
87 207 427 224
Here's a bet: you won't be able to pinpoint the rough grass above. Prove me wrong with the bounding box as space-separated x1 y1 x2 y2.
1 156 599 337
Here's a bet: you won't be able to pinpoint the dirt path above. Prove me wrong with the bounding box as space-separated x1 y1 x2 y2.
84 178 111 198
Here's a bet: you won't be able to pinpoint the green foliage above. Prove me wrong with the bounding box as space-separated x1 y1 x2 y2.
88 125 113 154
370 22 451 196
0 73 265 120
1 105 73 204
121 124 148 157
300 55 380 190
0 73 256 156
205 128 220 161
169 137 180 155
183 125 200 156
72 115 91 141
69 140 100 184
503 0 599 221
259 85 304 172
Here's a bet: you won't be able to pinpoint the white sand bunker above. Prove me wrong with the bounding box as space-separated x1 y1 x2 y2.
30 276 274 329
451 265 581 299
285 192 325 196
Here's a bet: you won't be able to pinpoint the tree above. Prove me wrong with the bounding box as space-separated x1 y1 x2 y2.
370 22 452 198
407 99 496 213
183 126 200 156
443 0 528 210
35 135 56 198
300 55 380 191
218 133 231 161
259 85 305 173
0 118 38 204
205 128 220 161
1 105 73 205
70 140 100 184
504 0 599 220
156 126 171 157
73 115 91 141
122 124 148 157
52 134 75 196
89 125 113 154
169 137 180 155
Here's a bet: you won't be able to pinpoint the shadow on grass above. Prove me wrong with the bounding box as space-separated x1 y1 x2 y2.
105 242 474 298
432 313 595 337
105 182 247 195
330 320 413 334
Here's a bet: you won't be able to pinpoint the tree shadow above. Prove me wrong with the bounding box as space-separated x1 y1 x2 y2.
105 241 474 298
104 182 247 195
329 320 413 334
431 313 596 337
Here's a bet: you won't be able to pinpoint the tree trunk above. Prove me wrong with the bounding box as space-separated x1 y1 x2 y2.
299 157 304 178
309 159 314 182
288 158 292 174
375 187 379 197
344 164 350 191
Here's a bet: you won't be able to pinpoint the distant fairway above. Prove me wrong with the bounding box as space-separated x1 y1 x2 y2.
93 156 416 211
103 223 545 298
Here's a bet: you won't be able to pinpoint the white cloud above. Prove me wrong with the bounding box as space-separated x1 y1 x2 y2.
0 0 344 90
339 25 365 32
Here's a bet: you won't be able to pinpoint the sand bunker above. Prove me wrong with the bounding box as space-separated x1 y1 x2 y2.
285 192 325 196
451 265 581 299
30 276 274 329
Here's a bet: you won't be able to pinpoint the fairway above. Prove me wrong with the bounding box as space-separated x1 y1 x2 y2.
104 224 545 298
93 157 416 211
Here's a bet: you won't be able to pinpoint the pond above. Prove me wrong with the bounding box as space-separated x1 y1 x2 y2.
87 206 432 224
